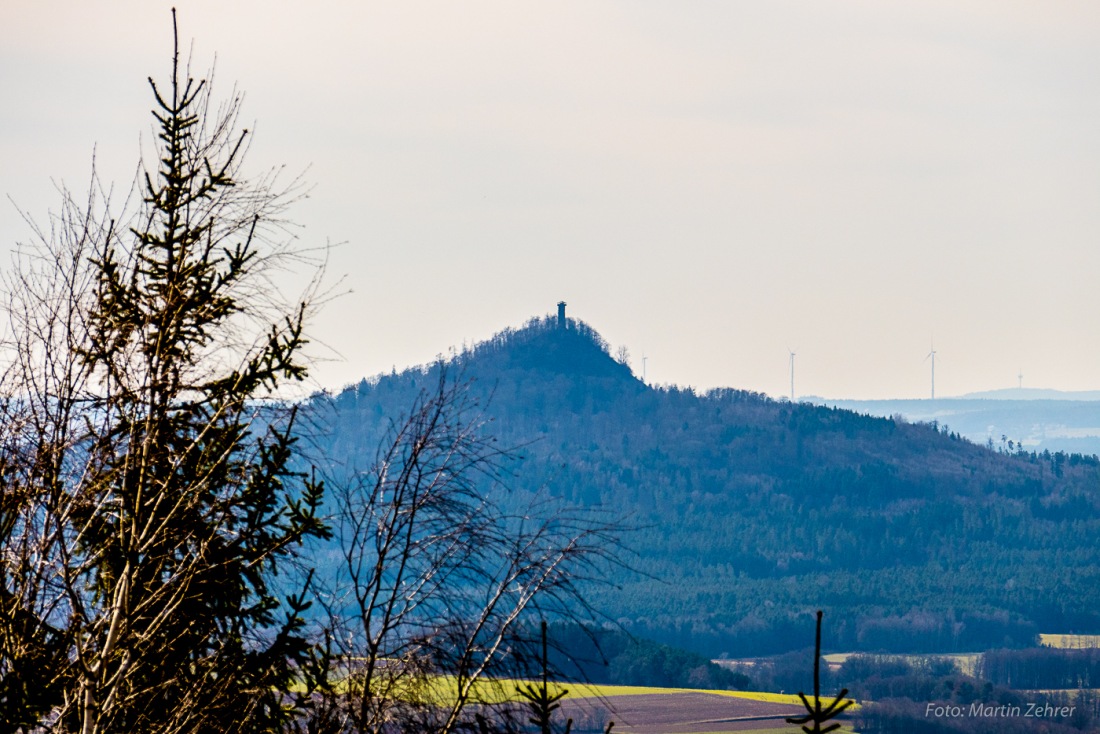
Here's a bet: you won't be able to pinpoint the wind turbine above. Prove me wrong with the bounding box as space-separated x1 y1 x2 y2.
925 342 937 399
1018 370 1023 390
788 348 796 402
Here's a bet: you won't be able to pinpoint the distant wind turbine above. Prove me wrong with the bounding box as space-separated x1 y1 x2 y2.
1018 370 1023 390
788 348 796 402
925 342 937 399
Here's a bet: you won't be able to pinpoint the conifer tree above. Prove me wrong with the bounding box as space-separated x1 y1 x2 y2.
786 611 854 734
0 11 327 733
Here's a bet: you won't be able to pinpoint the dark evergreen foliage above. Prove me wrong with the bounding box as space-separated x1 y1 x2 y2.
544 624 750 691
978 647 1100 689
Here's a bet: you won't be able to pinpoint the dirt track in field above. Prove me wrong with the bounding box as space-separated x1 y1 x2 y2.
559 692 810 733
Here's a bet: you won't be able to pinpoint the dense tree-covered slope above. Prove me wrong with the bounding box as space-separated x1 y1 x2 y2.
306 315 1100 657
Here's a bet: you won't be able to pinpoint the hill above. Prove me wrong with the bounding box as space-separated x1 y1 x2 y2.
960 387 1100 401
306 313 1100 657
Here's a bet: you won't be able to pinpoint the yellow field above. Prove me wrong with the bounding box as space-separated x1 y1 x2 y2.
558 683 806 705
314 676 680 704
418 678 824 706
476 680 861 715
301 673 856 710
1040 633 1100 649
291 676 861 734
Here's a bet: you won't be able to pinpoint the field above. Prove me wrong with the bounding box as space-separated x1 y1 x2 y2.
553 684 856 734
819 651 982 676
1040 634 1100 649
299 675 857 733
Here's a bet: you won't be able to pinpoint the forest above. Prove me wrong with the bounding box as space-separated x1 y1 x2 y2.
309 314 1100 657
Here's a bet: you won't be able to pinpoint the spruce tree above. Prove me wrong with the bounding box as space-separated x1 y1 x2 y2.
0 11 327 733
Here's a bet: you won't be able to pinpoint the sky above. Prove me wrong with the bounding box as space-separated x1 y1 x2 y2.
2 2 1099 400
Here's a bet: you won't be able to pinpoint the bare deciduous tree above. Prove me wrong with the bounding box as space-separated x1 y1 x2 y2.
314 371 621 734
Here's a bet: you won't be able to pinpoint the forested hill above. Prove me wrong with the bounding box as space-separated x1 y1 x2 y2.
308 314 1100 657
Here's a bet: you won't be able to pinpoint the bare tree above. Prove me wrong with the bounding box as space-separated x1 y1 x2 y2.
0 11 327 733
314 370 621 734
0 166 104 730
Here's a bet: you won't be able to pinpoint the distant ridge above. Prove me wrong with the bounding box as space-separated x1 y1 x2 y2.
958 387 1100 401
808 394 1100 456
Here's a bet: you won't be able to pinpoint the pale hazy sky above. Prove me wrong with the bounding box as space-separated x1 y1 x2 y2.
3 2 1099 399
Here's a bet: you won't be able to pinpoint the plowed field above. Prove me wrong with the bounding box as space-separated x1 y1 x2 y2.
559 691 823 733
